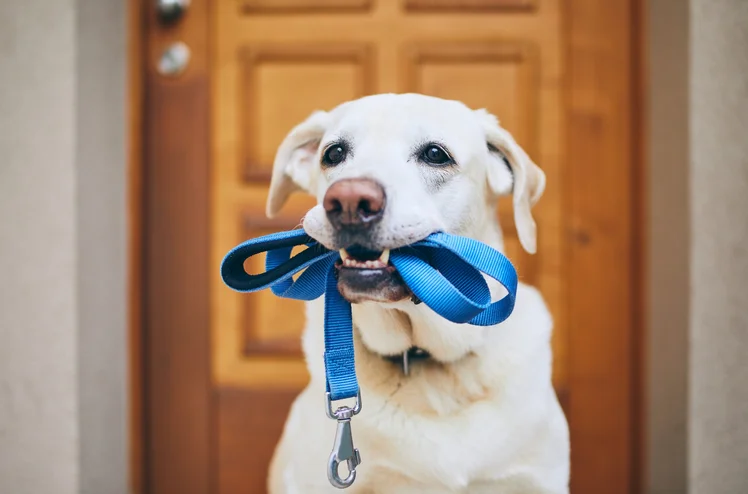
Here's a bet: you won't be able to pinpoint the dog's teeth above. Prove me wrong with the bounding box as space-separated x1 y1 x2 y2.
340 251 391 269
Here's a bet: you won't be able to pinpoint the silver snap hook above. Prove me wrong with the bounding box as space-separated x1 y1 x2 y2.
325 391 362 489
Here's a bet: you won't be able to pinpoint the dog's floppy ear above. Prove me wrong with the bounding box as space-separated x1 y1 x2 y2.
476 109 546 254
266 110 330 217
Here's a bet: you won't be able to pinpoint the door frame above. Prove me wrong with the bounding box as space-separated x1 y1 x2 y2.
129 1 648 492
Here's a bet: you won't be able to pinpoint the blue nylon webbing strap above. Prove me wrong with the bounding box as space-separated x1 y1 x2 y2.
220 229 518 401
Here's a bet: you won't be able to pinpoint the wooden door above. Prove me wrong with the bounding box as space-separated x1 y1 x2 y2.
141 1 643 493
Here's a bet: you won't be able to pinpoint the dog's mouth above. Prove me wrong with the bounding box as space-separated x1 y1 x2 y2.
335 245 410 303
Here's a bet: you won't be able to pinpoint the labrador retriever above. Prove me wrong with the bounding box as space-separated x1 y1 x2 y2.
265 93 569 493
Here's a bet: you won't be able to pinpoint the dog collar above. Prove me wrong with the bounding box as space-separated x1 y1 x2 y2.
220 228 518 489
382 346 432 376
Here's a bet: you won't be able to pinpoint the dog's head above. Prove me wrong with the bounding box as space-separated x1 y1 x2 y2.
267 94 544 304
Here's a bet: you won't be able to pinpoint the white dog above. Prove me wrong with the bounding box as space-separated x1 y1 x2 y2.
265 93 569 493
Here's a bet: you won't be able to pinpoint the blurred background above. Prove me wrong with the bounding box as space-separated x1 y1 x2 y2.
1 1 746 493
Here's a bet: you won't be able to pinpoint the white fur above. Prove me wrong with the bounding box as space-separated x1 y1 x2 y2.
265 94 569 493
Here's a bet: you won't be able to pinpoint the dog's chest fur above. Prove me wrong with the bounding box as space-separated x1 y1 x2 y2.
287 285 559 489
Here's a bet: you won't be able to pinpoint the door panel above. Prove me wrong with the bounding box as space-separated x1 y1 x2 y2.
143 0 640 492
240 45 375 181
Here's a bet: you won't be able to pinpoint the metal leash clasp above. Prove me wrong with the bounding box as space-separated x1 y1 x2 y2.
325 391 362 489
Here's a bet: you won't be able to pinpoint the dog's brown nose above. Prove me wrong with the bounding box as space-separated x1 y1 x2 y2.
323 178 385 229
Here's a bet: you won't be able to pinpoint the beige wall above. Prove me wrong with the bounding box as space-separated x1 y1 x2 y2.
0 1 127 493
0 1 79 492
688 1 748 492
648 1 748 493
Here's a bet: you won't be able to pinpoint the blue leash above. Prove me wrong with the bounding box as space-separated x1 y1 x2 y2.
220 229 518 488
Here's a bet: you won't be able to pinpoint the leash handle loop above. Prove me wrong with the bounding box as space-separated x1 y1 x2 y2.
220 229 332 295
406 233 519 326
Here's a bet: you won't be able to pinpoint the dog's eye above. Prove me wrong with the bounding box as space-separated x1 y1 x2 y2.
322 144 347 167
420 144 453 166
